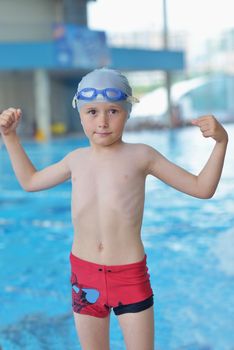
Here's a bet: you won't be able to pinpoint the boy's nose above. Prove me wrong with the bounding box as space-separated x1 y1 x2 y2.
98 114 109 128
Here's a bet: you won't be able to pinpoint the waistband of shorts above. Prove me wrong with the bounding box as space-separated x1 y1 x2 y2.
70 252 147 272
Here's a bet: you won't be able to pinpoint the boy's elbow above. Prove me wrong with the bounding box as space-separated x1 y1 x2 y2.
20 173 39 192
21 180 37 192
198 190 215 199
22 184 35 192
21 180 49 192
195 180 217 199
199 194 214 200
24 187 37 193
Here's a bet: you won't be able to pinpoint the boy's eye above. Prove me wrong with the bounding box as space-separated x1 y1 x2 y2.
87 109 96 116
109 109 118 115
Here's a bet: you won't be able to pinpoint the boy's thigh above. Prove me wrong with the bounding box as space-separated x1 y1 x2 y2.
117 306 155 350
73 312 111 350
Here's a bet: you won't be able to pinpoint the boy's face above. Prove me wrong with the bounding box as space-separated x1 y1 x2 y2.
79 102 128 148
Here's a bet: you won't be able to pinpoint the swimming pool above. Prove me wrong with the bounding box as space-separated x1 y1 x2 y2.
0 124 234 350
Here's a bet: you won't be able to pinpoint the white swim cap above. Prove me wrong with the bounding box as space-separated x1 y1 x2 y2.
72 68 139 117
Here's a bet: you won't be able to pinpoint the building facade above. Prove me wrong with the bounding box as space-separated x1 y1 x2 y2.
0 0 184 138
0 0 98 138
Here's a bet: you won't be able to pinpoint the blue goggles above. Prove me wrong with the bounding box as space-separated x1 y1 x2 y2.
72 87 139 108
72 284 100 304
78 87 128 101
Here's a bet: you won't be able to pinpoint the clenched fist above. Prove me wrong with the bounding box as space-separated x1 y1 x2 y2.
192 115 228 144
0 108 22 136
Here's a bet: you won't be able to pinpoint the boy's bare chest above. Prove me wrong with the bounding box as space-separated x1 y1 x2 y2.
71 157 144 199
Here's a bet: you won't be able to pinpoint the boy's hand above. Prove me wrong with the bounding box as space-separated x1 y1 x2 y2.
191 115 228 144
0 108 22 136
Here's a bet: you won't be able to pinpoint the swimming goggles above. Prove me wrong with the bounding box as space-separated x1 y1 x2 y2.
72 284 100 304
72 87 139 108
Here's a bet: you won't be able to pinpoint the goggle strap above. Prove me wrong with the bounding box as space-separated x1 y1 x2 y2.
72 96 77 109
127 96 140 103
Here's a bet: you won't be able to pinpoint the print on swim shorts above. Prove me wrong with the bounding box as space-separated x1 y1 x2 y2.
71 272 100 313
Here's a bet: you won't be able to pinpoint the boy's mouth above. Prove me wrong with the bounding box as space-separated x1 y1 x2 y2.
95 132 112 136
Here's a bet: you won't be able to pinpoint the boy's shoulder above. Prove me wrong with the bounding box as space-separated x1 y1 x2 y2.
123 142 158 170
65 146 90 163
124 142 155 155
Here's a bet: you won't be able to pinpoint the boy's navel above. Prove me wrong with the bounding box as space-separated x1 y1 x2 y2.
98 242 104 251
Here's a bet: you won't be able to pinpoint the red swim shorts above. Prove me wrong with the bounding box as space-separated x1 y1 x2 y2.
70 253 154 318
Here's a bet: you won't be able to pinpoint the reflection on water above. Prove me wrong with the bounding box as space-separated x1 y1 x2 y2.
0 125 234 350
0 313 75 350
211 229 234 277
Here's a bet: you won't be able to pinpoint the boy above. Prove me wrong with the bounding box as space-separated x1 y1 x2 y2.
0 68 228 350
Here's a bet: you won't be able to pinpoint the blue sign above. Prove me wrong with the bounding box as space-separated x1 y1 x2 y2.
53 24 110 68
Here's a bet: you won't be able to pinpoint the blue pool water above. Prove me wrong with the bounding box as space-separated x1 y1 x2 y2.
0 125 234 350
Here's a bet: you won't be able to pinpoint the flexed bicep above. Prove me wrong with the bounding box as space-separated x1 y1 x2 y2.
146 147 200 197
26 156 71 192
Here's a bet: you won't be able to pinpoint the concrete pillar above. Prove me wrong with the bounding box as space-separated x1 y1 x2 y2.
163 0 173 128
62 0 88 25
34 69 51 140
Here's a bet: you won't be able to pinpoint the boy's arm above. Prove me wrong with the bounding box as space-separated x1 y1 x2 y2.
0 108 71 192
146 115 228 199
